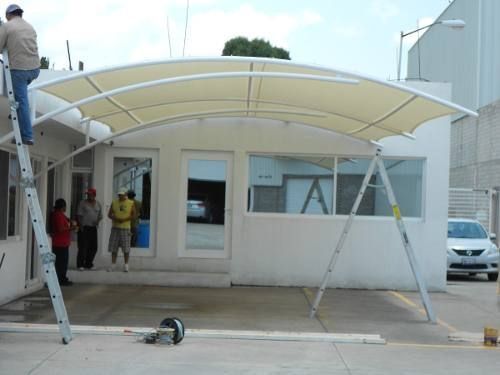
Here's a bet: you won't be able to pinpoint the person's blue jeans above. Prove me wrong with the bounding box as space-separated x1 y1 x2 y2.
11 68 40 141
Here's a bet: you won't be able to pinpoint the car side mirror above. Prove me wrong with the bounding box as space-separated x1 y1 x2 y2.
490 233 497 240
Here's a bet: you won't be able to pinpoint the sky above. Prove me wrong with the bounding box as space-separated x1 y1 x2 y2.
16 0 453 80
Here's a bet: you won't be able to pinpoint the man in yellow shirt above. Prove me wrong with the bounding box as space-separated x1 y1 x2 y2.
107 188 135 272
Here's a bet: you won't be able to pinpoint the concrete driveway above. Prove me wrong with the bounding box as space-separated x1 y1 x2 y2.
0 275 499 374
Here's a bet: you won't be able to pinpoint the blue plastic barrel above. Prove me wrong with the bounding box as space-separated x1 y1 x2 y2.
136 221 150 248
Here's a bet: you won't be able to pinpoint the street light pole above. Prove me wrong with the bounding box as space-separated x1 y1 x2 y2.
397 19 465 81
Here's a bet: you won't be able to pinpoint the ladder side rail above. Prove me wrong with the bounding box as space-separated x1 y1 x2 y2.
2 51 73 343
309 151 380 318
376 158 436 323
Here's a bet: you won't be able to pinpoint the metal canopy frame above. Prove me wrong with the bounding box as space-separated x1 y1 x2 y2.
309 148 436 323
2 57 477 342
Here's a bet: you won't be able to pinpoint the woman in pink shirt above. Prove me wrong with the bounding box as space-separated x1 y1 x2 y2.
50 198 76 286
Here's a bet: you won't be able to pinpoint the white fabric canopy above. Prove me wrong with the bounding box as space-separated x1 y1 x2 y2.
30 57 477 142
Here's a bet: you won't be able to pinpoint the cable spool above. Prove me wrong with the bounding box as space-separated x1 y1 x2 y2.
160 317 185 344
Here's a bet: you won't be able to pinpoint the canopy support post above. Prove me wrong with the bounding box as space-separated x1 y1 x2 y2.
80 117 91 145
309 149 436 324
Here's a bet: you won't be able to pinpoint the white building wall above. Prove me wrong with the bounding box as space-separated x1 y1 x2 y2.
88 82 451 291
0 127 74 304
1 79 453 306
0 69 95 304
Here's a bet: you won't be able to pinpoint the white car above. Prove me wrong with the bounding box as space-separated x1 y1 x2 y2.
447 218 499 281
186 196 213 223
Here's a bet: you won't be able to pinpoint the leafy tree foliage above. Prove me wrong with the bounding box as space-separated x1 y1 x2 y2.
222 37 290 60
40 56 50 69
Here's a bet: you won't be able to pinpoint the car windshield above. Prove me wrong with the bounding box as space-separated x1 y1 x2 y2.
448 221 488 239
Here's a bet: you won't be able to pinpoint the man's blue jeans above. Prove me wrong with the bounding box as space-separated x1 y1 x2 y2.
11 68 40 141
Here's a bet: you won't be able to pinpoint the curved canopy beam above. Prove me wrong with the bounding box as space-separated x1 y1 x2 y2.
5 56 476 149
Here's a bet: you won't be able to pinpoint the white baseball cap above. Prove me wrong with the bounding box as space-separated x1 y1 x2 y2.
117 188 128 195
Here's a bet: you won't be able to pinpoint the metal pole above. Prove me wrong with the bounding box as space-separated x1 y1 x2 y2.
397 31 403 81
66 40 73 71
309 150 380 318
376 158 436 323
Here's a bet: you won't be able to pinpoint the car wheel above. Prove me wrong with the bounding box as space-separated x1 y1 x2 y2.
487 273 498 281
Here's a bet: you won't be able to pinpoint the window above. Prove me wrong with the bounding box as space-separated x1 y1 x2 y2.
337 158 423 217
72 148 93 169
248 155 335 215
70 172 93 221
0 150 20 239
248 154 424 218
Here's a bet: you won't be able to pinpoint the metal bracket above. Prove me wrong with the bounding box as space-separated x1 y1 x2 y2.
41 252 56 265
20 176 35 188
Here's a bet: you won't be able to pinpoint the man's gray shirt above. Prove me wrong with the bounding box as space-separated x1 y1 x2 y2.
0 17 40 70
77 200 103 227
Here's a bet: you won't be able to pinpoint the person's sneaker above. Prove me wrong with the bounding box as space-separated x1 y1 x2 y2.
11 138 34 146
89 266 96 270
78 267 85 271
124 264 129 273
107 264 116 272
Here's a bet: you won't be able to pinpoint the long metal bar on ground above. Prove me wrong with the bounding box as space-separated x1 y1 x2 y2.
0 323 386 345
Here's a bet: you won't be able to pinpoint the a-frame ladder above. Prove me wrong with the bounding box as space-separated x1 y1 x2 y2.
309 148 436 323
3 52 73 344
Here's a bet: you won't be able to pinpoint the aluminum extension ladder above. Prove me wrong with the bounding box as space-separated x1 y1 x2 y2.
309 149 436 323
2 52 73 344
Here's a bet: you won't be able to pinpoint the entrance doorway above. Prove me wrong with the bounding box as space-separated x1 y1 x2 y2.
180 151 233 258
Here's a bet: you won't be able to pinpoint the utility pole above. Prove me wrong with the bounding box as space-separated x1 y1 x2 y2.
66 40 73 71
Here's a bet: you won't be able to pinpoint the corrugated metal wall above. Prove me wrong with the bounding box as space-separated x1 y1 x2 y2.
407 0 500 112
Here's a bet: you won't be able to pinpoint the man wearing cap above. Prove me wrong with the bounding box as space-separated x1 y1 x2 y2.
76 188 103 270
107 188 135 272
0 4 40 145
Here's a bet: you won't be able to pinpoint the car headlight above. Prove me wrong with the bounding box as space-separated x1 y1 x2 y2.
487 244 499 255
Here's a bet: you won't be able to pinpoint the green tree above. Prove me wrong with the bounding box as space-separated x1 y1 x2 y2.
40 56 50 69
222 37 290 60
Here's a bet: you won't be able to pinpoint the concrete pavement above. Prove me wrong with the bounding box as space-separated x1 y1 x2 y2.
0 274 499 374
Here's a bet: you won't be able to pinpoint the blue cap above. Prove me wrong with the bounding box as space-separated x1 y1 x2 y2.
6 4 23 15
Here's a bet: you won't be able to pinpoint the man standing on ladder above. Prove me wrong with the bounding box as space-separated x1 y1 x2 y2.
0 4 39 145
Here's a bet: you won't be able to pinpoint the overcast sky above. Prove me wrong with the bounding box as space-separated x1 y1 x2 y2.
15 0 453 79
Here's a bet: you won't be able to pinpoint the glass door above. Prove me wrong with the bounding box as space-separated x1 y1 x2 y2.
180 151 233 258
107 149 158 257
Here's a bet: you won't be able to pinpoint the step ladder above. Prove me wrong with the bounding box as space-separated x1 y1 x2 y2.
2 52 73 344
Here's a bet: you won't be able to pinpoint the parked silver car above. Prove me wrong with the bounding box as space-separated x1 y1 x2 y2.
186 196 213 223
447 218 499 281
